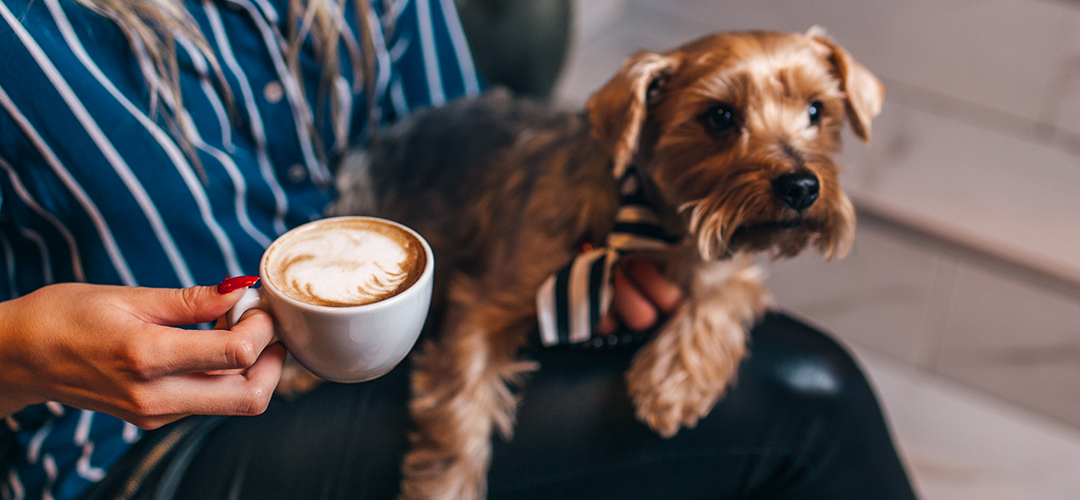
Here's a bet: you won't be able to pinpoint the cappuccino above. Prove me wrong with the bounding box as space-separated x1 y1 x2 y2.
265 218 427 307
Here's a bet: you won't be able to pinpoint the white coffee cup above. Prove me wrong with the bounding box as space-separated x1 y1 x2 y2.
227 216 433 383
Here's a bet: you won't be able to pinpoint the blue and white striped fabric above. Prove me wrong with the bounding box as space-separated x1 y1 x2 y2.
536 168 683 346
0 1 481 499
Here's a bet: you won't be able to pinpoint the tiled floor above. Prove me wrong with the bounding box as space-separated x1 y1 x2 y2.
554 0 1080 497
860 348 1080 499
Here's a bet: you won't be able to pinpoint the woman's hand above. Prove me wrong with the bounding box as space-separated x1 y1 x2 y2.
0 281 285 429
597 257 684 335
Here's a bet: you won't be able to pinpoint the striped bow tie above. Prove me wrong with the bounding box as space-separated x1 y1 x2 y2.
536 167 682 346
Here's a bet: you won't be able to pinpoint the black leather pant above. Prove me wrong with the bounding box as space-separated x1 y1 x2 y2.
88 312 919 500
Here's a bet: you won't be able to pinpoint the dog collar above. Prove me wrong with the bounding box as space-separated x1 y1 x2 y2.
536 166 682 346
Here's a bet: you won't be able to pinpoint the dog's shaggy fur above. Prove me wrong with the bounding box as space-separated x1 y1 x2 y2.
312 28 884 499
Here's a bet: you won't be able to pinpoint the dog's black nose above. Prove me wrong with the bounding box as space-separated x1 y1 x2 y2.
772 172 820 212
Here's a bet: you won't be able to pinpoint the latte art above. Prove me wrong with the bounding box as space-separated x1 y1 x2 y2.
265 218 426 307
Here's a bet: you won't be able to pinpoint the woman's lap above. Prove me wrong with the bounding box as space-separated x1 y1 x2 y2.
486 312 916 499
91 311 917 500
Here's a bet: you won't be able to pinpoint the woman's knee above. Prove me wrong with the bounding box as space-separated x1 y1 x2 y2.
748 311 876 403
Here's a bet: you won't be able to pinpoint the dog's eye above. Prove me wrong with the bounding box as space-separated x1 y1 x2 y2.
705 105 738 132
808 100 824 126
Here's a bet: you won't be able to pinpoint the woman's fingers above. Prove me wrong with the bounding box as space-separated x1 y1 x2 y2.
621 257 684 315
609 265 659 332
114 341 286 429
147 308 277 376
128 285 281 422
108 281 274 377
596 313 620 336
598 258 685 334
171 341 285 417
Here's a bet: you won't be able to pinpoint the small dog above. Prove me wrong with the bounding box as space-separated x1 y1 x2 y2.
325 28 884 500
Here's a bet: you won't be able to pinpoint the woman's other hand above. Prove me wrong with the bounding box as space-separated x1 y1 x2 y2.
0 280 285 429
597 257 684 335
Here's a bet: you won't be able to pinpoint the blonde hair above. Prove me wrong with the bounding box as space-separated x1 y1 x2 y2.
74 0 378 167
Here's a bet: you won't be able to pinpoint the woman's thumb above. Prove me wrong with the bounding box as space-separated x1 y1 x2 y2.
136 276 260 326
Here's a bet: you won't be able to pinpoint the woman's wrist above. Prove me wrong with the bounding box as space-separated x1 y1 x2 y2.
1 394 33 418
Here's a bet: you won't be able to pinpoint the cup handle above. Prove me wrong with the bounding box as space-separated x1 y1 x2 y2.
226 287 264 328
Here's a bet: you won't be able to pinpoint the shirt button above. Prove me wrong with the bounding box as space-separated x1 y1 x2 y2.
264 81 284 103
287 164 307 182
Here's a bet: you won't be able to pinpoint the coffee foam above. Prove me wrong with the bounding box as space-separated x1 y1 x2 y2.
265 218 425 307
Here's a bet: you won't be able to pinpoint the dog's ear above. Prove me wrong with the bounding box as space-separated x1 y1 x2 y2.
807 27 885 144
587 51 680 178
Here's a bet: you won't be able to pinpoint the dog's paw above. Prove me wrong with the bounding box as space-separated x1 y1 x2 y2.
274 356 323 399
626 306 748 438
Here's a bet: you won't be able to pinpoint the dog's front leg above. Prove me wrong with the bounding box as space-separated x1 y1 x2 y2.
626 255 773 437
401 285 537 500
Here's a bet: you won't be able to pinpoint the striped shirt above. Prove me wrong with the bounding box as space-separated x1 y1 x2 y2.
0 0 480 498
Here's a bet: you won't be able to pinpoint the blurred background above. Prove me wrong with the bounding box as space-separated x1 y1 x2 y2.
458 0 1080 498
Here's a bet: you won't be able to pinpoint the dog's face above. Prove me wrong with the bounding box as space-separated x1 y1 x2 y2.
588 29 884 261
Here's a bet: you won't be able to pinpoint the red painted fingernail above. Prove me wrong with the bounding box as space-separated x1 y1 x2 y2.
217 276 259 294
